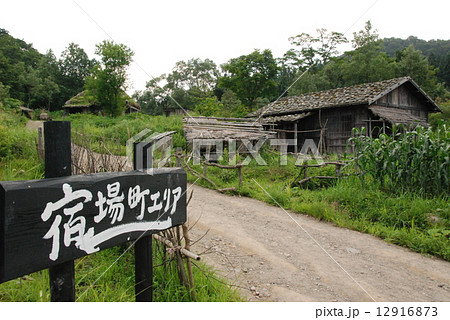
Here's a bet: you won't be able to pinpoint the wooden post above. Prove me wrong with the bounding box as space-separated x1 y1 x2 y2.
44 121 75 302
35 127 44 160
135 232 153 301
238 166 243 187
203 164 207 178
293 122 298 154
133 143 153 302
176 147 182 167
335 154 342 178
303 160 308 180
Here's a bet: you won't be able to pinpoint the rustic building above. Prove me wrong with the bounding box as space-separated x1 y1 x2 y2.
248 77 442 153
63 91 140 115
63 91 102 114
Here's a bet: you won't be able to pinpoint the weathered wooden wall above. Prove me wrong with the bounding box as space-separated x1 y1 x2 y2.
373 83 430 121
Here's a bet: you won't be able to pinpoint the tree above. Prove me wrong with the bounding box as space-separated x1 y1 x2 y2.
340 41 396 85
220 89 246 116
288 28 348 70
396 46 433 85
18 65 41 107
352 20 379 48
59 42 95 101
136 58 219 115
218 49 279 112
396 45 449 98
85 40 134 116
0 29 41 104
194 97 223 116
34 50 61 110
0 81 9 107
289 22 392 95
167 58 218 94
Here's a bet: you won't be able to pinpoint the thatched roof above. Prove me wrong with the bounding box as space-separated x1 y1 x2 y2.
63 91 97 108
249 77 441 119
64 91 140 111
19 106 33 112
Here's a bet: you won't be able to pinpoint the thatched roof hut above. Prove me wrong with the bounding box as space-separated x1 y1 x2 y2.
63 91 140 115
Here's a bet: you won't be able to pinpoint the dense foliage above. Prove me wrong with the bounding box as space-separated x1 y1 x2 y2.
0 29 94 110
383 36 450 88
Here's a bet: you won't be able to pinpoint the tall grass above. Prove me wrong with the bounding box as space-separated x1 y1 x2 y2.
351 125 450 196
0 243 242 301
57 113 185 155
0 110 44 181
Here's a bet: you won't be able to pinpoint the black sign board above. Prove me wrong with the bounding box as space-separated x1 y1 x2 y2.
0 168 186 284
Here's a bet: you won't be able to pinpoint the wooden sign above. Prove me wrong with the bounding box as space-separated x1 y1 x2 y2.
0 168 186 284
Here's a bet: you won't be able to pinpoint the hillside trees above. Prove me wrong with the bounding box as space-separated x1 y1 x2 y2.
383 36 450 89
0 29 96 109
288 21 448 102
85 40 134 116
0 28 42 105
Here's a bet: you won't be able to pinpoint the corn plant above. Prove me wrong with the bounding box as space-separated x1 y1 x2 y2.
351 124 450 197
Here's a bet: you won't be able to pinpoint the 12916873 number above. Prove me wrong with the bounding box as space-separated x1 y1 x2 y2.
377 306 438 317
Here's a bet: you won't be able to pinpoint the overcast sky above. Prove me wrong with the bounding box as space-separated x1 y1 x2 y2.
1 0 449 93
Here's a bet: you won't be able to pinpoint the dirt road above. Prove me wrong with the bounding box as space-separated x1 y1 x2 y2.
187 184 450 302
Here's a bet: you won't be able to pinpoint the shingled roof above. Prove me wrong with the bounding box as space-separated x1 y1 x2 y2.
249 77 441 118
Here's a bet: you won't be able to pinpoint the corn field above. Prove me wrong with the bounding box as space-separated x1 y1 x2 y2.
351 124 450 197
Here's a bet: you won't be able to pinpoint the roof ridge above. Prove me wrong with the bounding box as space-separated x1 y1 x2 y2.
287 76 411 99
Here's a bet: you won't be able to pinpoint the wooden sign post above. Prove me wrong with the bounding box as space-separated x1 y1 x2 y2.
133 141 153 302
44 121 75 301
0 122 187 302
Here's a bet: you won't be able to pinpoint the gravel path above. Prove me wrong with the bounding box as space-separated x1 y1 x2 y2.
187 184 450 302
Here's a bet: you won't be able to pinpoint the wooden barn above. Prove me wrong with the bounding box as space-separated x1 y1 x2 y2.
248 77 442 154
